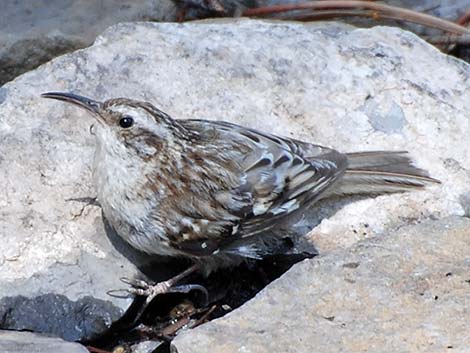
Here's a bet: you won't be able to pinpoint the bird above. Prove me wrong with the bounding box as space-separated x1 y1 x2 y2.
41 92 439 303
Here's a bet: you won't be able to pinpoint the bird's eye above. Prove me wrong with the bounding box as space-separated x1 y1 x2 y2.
119 115 134 128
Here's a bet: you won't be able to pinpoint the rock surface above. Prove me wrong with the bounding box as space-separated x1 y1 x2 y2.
2 1 469 86
1 19 469 341
173 216 470 353
0 330 88 353
0 0 177 86
130 340 164 353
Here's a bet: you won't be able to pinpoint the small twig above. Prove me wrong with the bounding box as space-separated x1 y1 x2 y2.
425 34 470 45
86 346 112 353
159 317 191 337
190 304 218 329
278 9 384 21
292 9 469 34
456 10 470 26
242 1 470 35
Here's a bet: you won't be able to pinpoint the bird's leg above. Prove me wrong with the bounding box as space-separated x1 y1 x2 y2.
122 264 201 306
116 264 207 325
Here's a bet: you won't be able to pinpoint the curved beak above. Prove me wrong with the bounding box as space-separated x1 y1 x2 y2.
41 92 103 115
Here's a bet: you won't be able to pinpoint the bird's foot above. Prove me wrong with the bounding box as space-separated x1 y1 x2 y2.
120 277 172 305
120 277 208 306
109 264 203 305
108 265 207 324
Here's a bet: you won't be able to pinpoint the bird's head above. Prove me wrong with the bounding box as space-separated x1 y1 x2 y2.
42 92 187 159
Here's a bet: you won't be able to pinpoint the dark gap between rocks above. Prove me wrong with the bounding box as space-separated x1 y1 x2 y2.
81 199 360 352
84 252 314 352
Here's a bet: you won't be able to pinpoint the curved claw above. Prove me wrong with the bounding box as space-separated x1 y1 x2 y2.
106 288 133 299
169 284 209 306
120 277 151 289
168 284 207 295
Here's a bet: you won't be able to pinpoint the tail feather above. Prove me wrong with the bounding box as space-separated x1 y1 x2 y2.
326 151 439 197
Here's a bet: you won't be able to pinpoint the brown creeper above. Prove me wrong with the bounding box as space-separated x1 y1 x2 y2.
42 92 438 303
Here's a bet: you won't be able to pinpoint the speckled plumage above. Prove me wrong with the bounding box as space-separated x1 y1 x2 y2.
42 93 438 274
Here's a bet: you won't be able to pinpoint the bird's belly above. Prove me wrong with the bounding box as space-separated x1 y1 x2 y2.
92 158 173 255
99 195 179 256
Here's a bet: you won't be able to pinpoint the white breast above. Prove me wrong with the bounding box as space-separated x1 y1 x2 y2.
92 134 171 255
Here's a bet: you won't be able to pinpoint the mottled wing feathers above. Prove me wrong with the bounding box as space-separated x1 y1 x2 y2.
170 119 347 257
229 123 347 237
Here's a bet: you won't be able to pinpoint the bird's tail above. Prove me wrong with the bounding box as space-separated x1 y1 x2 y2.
325 151 439 197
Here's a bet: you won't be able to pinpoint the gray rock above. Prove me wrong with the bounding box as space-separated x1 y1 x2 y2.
459 191 470 217
0 19 469 340
0 330 88 353
0 294 121 342
130 340 164 353
173 216 470 353
2 0 468 87
0 0 177 86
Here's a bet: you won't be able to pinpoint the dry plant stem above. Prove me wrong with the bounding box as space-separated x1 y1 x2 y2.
243 1 470 35
190 305 218 329
426 34 470 45
160 317 192 337
278 9 386 21
293 10 464 29
456 11 470 26
86 346 112 353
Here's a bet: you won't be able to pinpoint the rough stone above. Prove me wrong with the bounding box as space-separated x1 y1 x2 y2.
2 1 469 87
1 19 469 340
173 216 470 353
0 330 89 353
0 294 121 342
130 340 164 353
0 0 177 86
